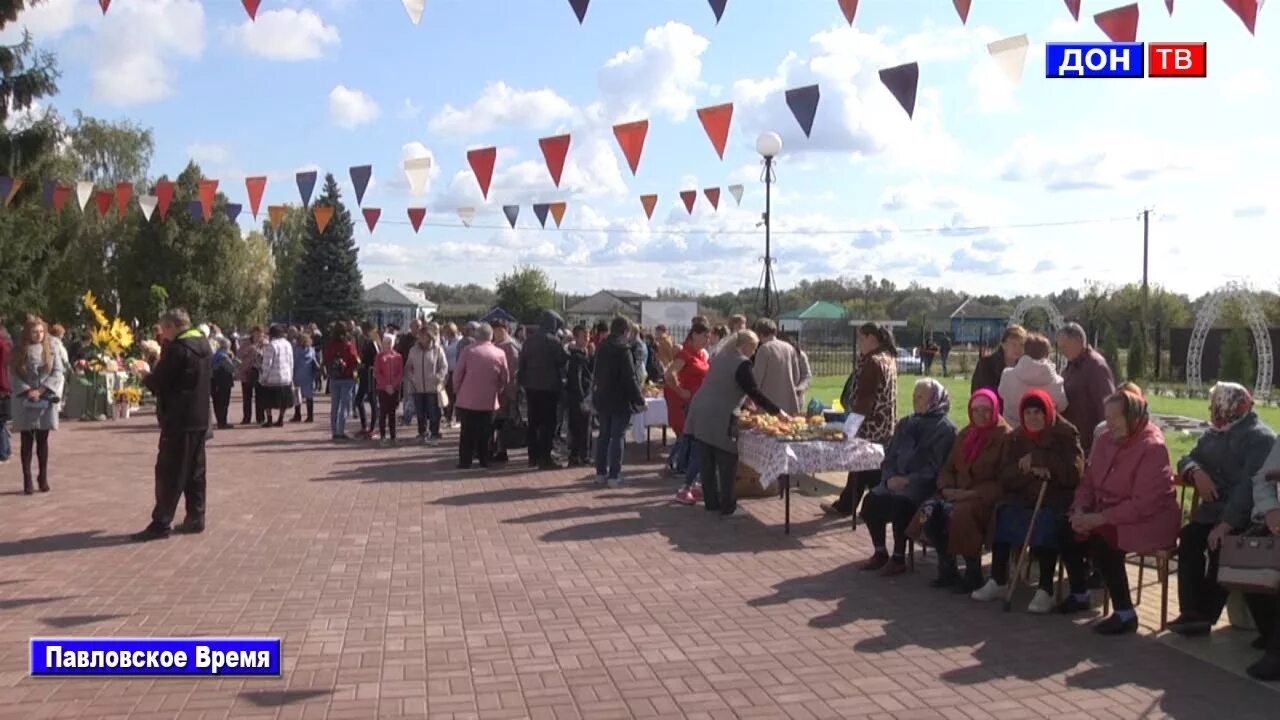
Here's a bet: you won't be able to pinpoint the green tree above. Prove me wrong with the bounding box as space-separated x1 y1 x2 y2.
263 205 308 319
291 173 363 327
1126 323 1147 381
1219 325 1255 386
495 265 555 324
1101 323 1120 376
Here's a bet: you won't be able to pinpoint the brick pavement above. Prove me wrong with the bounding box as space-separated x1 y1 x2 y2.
0 397 1276 719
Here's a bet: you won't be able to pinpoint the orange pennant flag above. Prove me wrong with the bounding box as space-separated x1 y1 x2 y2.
640 194 658 220
549 202 567 228
314 205 334 233
953 0 971 23
539 134 571 188
697 103 733 159
679 190 697 215
467 146 497 200
838 0 858 24
613 119 649 175
198 179 218 221
114 181 132 217
268 205 286 227
704 187 720 211
245 176 267 219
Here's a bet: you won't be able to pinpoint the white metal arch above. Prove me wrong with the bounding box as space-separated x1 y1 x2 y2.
1010 297 1067 369
1186 281 1273 397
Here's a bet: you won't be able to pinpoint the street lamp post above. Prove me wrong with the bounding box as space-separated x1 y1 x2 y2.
756 131 782 320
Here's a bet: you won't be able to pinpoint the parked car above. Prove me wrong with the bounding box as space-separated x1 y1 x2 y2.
896 347 923 375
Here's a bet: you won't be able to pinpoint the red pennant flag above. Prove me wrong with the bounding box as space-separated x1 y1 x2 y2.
114 181 132 216
363 208 381 233
52 184 70 212
94 190 112 217
198 179 218 221
1064 0 1081 21
1223 0 1258 34
549 202 567 228
696 103 733 159
704 187 720 211
245 176 267 219
839 0 858 24
613 120 649 175
154 180 174 220
467 146 497 200
640 194 658 220
953 0 971 23
314 205 334 233
1165 0 1174 15
679 190 697 215
407 207 426 232
1094 4 1139 43
538 134 571 188
98 0 110 14
242 0 261 20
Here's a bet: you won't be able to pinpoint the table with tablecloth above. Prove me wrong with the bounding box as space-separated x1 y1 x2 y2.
737 430 885 533
630 396 670 458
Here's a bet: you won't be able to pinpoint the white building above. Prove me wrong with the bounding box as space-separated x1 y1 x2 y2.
363 281 437 329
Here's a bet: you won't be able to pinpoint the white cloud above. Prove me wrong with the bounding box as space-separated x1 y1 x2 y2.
90 0 205 105
996 134 1218 192
0 0 81 40
398 98 423 120
361 243 414 267
595 21 709 123
1223 67 1269 99
187 142 229 165
328 85 379 128
230 8 339 61
428 82 576 137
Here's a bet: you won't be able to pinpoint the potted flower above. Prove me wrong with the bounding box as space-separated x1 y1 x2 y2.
111 386 141 419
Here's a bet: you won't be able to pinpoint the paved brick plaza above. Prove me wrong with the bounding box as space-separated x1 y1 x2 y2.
0 400 1276 719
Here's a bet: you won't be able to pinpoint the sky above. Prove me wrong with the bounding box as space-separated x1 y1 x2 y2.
4 0 1278 300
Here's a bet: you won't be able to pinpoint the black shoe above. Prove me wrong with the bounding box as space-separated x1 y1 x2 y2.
22 475 33 495
956 574 985 594
36 474 49 492
173 517 205 535
1167 614 1212 637
537 459 562 471
1057 595 1092 615
130 523 170 542
929 573 961 590
1093 614 1138 636
456 463 472 470
305 417 314 423
819 502 852 517
1246 654 1280 682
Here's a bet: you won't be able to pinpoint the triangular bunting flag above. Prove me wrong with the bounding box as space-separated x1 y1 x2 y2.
1223 0 1258 34
314 205 334 233
224 203 242 223
704 187 721 211
296 170 318 205
696 103 733 159
0 177 13 207
1065 0 1081 21
728 184 744 206
41 179 55 208
538 134 571 187
187 201 203 222
407 207 426 232
268 205 286 228
879 63 919 119
198 179 218 221
708 0 728 23
114 181 132 217
839 0 858 24
467 147 497 200
458 207 476 227
403 156 432 195
138 194 158 221
988 34 1030 85
3 177 21 207
502 205 520 229
1094 4 1139 43
349 165 372 206
245 176 267 219
1166 0 1175 15
403 0 425 24
679 190 697 215
242 0 261 20
98 0 110 14
569 0 589 23
94 190 112 217
363 208 381 233
549 202 567 228
613 119 649 175
639 194 658 220
533 203 550 228
785 85 820 138
76 181 94 211
52 183 70 212
953 0 971 23
155 180 174 219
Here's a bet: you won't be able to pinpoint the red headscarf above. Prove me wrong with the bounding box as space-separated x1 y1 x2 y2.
1019 388 1056 443
961 388 1000 463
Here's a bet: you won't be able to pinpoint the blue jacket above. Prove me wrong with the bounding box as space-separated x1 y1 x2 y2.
293 346 319 387
872 411 958 506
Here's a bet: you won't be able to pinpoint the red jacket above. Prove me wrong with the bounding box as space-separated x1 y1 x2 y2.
323 339 359 380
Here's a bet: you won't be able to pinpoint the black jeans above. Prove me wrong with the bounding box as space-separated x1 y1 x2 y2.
457 408 493 468
152 431 207 526
697 440 738 513
525 389 559 464
212 380 233 427
1178 521 1230 622
413 393 442 437
1064 532 1132 611
355 368 376 431
377 390 399 439
832 469 881 514
443 372 455 423
860 492 917 559
566 400 590 462
240 380 261 424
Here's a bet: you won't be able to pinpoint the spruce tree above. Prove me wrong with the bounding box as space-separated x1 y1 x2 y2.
291 173 363 327
1126 323 1146 381
1101 323 1120 377
1219 325 1255 386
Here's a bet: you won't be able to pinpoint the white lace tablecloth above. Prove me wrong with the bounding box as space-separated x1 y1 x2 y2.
631 396 668 443
737 430 884 490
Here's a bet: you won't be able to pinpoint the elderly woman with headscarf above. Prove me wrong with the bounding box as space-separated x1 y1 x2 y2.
858 378 958 577
1062 384 1180 635
910 388 1012 592
973 388 1084 613
1168 382 1276 637
1241 438 1280 681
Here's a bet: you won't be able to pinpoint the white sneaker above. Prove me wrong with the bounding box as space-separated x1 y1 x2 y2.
1028 589 1055 614
971 579 1007 602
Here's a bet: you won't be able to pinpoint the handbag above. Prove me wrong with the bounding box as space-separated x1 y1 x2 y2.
1218 526 1280 595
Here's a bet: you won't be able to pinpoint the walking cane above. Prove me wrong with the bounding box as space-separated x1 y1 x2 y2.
1004 479 1049 612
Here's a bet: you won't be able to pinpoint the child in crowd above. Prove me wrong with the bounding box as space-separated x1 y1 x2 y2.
374 334 404 446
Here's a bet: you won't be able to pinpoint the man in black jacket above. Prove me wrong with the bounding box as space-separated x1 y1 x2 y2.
132 309 213 542
592 317 645 486
564 325 593 467
519 310 569 470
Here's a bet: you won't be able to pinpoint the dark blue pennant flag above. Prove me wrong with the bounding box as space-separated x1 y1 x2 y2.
503 205 520 229
879 62 919 119
224 203 242 223
533 203 550 228
349 165 371 206
785 84 820 138
187 201 204 222
709 0 727 23
296 170 318 206
568 0 588 23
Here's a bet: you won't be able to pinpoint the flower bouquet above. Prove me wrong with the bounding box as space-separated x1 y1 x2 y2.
76 291 136 420
111 386 142 420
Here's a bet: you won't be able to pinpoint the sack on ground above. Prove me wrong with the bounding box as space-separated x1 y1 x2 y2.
735 464 772 499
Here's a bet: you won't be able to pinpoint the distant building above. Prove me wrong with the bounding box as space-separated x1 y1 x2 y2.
930 298 1008 345
363 281 437 329
566 290 648 326
779 301 848 337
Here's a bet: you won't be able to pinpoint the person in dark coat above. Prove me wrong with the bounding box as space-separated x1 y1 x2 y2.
519 310 569 470
210 336 237 430
564 325 593 467
591 317 645 486
133 308 213 541
1057 322 1116 456
971 324 1027 397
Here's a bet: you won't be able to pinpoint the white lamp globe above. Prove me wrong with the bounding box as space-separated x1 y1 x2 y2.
756 131 782 158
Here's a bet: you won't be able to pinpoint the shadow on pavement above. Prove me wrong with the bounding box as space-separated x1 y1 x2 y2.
239 689 334 707
39 614 130 629
0 531 130 557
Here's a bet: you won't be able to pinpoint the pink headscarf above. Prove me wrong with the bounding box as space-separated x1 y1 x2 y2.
961 388 1001 464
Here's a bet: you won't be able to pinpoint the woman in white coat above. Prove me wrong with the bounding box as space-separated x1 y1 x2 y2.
257 324 295 428
404 323 450 441
997 333 1068 428
10 316 64 494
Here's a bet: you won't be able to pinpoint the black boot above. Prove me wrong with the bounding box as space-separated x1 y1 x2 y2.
130 522 170 542
174 516 205 534
291 406 303 423
305 398 314 423
34 435 49 492
930 555 961 589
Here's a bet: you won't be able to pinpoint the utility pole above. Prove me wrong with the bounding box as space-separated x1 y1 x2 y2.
1141 208 1150 328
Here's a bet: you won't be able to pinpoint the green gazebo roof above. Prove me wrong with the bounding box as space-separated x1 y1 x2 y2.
779 301 848 321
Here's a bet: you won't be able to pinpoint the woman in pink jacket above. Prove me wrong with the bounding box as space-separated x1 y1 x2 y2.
1063 384 1180 635
373 334 405 445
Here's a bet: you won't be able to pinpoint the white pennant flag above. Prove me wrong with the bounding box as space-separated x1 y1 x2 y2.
403 157 433 195
988 34 1030 85
76 180 94 211
728 184 744 206
138 194 158 221
458 207 476 227
403 0 425 24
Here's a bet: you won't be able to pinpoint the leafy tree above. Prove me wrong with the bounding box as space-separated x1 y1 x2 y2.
263 204 308 319
1219 325 1255 386
68 111 154 185
1126 323 1147 381
495 264 554 324
1101 323 1120 376
291 173 363 328
410 280 496 306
